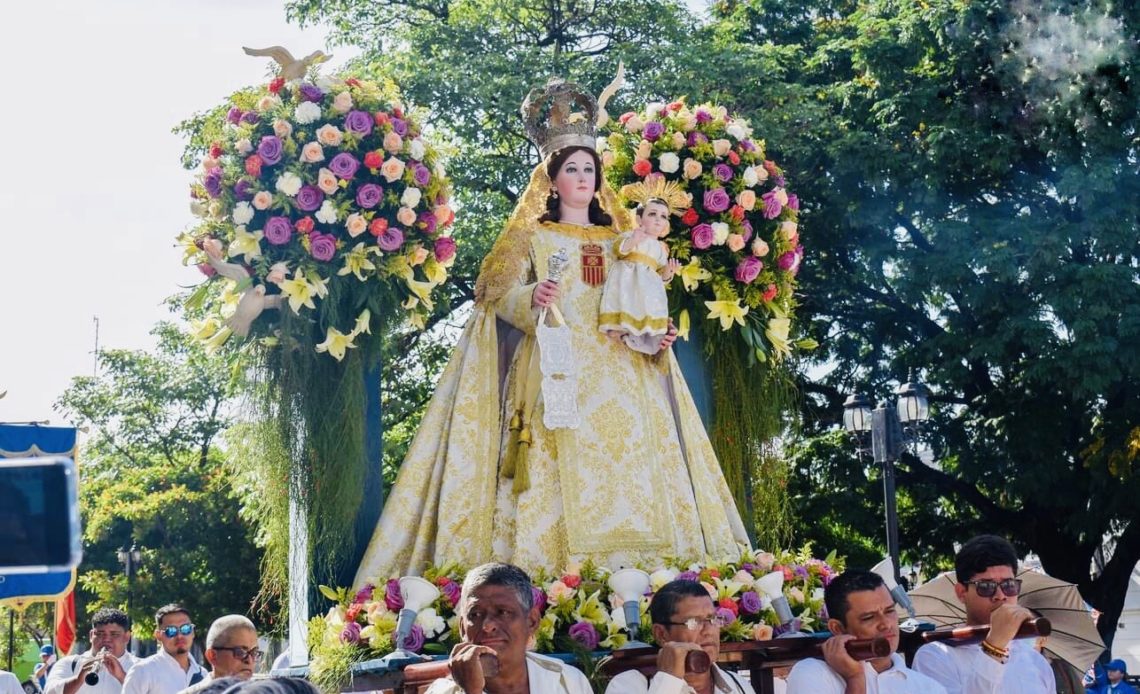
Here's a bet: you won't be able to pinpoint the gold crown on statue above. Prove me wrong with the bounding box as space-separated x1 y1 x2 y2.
522 79 599 158
621 175 693 216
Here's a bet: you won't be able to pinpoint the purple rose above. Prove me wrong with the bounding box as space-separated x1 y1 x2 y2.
742 563 757 573
434 236 456 263
740 139 756 152
794 566 809 580
418 211 438 235
691 224 715 250
377 227 405 252
240 111 260 125
531 586 547 614
686 131 709 147
716 607 737 625
329 152 360 179
568 622 599 650
354 583 375 603
775 176 787 188
643 121 665 141
344 110 373 136
299 83 324 103
762 190 783 219
356 183 384 208
695 109 713 124
233 180 254 200
441 580 462 607
310 232 337 262
777 251 798 272
390 117 408 136
413 164 432 187
703 188 731 214
787 194 800 211
713 163 734 182
740 219 753 242
340 621 361 644
735 256 763 284
296 185 324 212
203 168 223 198
676 570 700 582
384 578 404 611
404 624 426 653
264 216 293 246
739 591 762 615
257 136 283 166
226 107 243 124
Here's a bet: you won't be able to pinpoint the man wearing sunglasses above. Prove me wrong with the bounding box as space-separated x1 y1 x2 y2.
913 535 1055 693
45 608 136 694
177 616 260 694
122 605 205 694
605 579 757 694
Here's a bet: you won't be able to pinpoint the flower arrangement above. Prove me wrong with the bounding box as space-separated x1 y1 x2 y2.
179 74 456 359
602 101 808 361
309 547 842 689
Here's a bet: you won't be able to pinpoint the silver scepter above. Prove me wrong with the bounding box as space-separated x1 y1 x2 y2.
548 248 569 284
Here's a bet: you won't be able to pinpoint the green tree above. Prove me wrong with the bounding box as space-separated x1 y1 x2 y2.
55 323 272 636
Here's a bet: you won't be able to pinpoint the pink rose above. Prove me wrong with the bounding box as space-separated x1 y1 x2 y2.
252 191 273 210
703 188 731 214
397 206 417 226
301 142 325 163
434 236 457 263
266 262 289 285
712 139 732 157
737 190 757 211
410 246 429 266
726 233 745 252
691 224 715 250
383 131 404 153
317 168 339 195
751 238 770 257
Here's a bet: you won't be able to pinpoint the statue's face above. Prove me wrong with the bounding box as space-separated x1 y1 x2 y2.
553 149 597 210
639 201 670 238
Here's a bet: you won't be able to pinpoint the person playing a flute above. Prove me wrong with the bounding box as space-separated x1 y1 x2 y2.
913 535 1055 693
786 570 945 693
605 580 759 694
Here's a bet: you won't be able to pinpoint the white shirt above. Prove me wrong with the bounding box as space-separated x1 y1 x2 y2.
785 653 946 694
120 650 204 694
44 651 138 694
425 652 592 694
1 671 24 694
605 665 761 694
912 638 1055 694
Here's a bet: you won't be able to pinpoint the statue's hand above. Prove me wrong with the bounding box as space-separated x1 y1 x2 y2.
532 280 560 309
658 319 678 352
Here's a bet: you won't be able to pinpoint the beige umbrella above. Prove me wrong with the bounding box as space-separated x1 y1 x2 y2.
908 569 1105 673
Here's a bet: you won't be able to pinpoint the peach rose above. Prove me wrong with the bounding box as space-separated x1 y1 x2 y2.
301 142 325 163
601 150 615 167
624 115 645 133
410 246 430 266
679 113 697 132
751 238 770 257
636 140 653 160
257 95 281 112
201 156 219 172
346 213 368 238
713 139 732 157
317 124 344 147
383 131 404 153
380 157 406 183
547 581 574 604
332 91 354 113
252 191 273 210
751 624 774 641
397 206 417 226
434 204 453 224
671 132 686 150
683 158 703 180
273 119 293 139
737 190 757 211
726 234 745 252
317 167 339 195
774 188 789 206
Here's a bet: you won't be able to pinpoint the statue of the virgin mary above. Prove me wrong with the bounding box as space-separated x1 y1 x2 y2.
353 78 750 586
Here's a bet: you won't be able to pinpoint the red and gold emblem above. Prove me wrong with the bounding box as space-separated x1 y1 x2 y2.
580 243 605 286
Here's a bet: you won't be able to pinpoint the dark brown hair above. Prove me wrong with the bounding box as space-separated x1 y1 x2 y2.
538 147 613 226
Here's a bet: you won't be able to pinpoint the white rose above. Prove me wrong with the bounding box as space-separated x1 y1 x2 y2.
332 91 354 114
712 222 730 245
409 139 426 161
658 152 680 174
401 187 423 208
234 138 253 155
293 101 322 125
595 136 609 152
645 102 666 119
275 172 302 197
190 200 207 217
315 76 336 91
743 166 759 187
649 569 678 591
315 200 338 224
726 122 748 140
415 608 446 639
232 201 254 225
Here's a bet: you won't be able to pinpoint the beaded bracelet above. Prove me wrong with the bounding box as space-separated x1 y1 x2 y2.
980 640 1010 664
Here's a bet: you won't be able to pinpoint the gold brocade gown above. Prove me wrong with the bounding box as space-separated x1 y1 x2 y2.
353 221 750 585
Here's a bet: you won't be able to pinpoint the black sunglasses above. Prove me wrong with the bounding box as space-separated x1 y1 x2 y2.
963 578 1022 598
161 624 195 638
213 646 262 662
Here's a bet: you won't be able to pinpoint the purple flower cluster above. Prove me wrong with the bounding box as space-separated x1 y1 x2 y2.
713 163 734 183
233 180 254 200
440 580 462 607
354 584 375 604
703 188 730 214
299 83 324 103
264 216 293 246
716 607 737 625
412 164 432 187
310 232 337 262
390 117 408 136
378 226 405 252
686 131 709 148
531 586 547 613
761 190 783 220
643 121 665 141
330 152 360 179
384 579 404 611
568 622 599 650
226 107 243 125
356 183 384 209
339 621 361 644
675 570 700 582
240 111 260 125
739 591 762 615
418 211 438 235
695 109 713 124
204 168 223 198
404 624 426 653
735 256 763 284
296 186 324 212
344 110 373 136
691 224 714 250
258 136 283 166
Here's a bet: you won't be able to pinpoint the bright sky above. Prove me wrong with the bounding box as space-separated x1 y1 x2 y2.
0 0 357 424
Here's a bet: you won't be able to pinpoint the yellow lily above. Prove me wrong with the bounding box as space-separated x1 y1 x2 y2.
227 226 263 262
422 256 448 285
203 325 233 352
405 277 436 312
385 254 414 281
315 326 357 361
766 317 792 358
307 270 330 299
191 317 221 340
677 258 711 292
705 299 749 331
572 591 608 624
280 270 317 314
351 309 372 337
177 232 201 265
677 309 691 340
338 242 377 282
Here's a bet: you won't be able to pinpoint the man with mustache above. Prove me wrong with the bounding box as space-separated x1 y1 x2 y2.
122 605 204 694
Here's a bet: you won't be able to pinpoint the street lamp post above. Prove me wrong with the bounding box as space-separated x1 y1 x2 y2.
843 372 930 586
117 544 142 654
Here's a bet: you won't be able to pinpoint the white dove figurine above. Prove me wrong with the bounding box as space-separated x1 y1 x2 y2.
242 46 332 81
206 254 252 283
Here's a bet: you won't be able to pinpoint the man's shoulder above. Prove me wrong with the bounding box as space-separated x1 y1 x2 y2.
894 661 948 692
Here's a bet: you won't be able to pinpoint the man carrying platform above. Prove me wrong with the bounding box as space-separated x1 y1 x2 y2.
427 563 592 694
912 535 1055 693
605 580 758 694
786 570 945 693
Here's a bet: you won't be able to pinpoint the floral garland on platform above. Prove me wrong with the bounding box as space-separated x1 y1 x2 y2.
309 547 842 691
179 74 456 358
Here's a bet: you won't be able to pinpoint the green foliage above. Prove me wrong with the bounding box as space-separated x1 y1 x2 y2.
55 323 271 634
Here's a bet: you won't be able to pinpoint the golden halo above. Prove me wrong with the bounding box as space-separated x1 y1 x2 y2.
619 175 692 216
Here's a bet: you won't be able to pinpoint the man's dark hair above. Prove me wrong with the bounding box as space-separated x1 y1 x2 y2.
155 603 190 626
91 608 130 631
955 535 1018 583
196 677 242 694
459 563 534 616
824 570 886 626
649 580 713 626
220 677 320 694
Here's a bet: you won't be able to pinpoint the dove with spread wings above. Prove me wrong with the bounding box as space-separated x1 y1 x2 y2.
242 46 331 81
